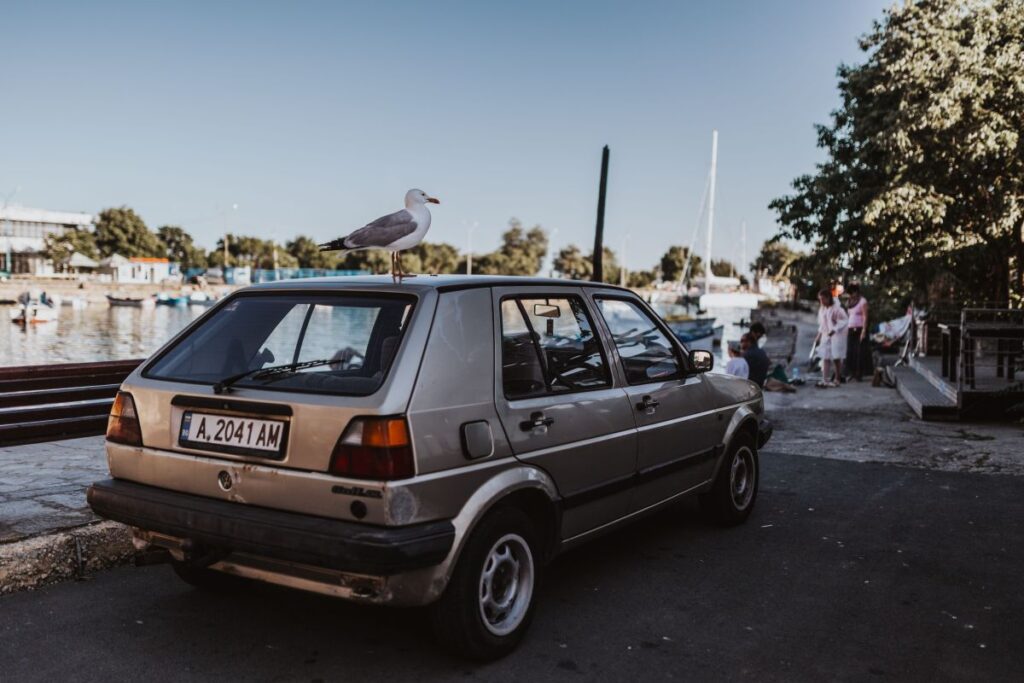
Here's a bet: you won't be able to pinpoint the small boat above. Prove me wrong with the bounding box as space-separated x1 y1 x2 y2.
107 294 156 308
672 327 715 353
10 291 59 324
187 291 218 307
156 293 189 306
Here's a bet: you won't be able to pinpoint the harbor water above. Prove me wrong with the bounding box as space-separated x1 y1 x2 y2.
1 301 754 369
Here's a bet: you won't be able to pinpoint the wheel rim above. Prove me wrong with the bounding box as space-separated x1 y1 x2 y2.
730 446 756 510
478 532 535 636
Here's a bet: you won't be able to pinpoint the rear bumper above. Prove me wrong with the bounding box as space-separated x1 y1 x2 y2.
87 478 455 576
757 418 773 449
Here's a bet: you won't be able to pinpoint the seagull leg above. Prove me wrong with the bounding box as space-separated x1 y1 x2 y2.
390 252 398 279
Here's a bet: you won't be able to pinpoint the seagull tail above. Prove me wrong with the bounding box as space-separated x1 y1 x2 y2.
319 237 349 252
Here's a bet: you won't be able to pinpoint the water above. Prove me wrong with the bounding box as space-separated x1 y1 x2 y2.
650 302 753 371
1 305 204 367
1 301 755 370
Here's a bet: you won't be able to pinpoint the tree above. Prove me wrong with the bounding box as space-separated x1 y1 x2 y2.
659 246 702 283
627 269 657 289
465 220 550 276
751 239 802 280
93 207 163 258
287 235 335 269
407 242 460 274
157 225 206 269
553 244 591 279
44 228 98 270
770 0 1024 305
711 259 736 278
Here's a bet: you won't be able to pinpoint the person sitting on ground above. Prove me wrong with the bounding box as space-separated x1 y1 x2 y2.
741 332 770 386
725 342 749 379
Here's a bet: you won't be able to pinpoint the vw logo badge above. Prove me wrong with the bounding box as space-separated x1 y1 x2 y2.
217 470 233 491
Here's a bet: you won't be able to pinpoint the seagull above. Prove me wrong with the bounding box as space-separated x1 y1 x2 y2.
320 188 440 277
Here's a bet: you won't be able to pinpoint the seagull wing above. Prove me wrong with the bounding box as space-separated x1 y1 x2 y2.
319 209 417 251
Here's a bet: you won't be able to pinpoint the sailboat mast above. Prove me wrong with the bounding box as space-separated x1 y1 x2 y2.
704 130 718 296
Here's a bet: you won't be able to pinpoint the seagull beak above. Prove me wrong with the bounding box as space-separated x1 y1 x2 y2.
426 196 440 204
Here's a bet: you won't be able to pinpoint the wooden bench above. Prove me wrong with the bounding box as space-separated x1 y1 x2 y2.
0 359 144 446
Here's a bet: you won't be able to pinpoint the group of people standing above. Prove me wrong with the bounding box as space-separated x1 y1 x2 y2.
814 283 870 388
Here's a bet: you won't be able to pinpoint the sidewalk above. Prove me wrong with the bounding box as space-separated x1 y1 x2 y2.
0 437 132 593
761 308 1024 476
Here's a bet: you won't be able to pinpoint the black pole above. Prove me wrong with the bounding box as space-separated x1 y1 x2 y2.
592 145 609 282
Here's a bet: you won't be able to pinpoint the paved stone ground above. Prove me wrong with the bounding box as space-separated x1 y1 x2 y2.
763 310 1024 477
0 436 107 543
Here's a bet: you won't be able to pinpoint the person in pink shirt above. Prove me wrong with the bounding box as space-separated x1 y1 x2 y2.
844 283 870 381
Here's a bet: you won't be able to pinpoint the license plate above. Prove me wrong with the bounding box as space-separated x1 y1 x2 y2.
179 411 286 457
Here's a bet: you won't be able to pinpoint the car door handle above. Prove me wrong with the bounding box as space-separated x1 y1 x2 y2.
636 395 660 411
520 411 554 432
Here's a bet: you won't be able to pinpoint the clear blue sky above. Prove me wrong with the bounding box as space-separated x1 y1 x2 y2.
2 0 889 273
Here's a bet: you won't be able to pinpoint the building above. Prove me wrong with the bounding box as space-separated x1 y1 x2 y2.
0 206 95 275
97 255 179 283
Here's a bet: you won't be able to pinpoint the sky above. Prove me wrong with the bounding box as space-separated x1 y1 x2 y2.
1 0 891 273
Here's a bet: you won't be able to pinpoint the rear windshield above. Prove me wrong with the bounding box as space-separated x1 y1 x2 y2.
145 293 415 396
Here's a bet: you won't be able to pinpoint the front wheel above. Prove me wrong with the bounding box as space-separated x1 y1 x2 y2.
429 506 540 661
700 433 759 526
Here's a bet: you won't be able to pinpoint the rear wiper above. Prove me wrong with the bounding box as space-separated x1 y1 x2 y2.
212 359 333 394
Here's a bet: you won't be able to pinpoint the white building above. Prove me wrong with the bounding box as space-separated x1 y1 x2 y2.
97 255 178 283
0 206 95 275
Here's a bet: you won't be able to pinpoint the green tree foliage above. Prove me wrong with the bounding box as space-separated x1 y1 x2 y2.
93 207 164 258
751 239 802 280
338 249 392 274
157 225 206 269
627 269 657 289
43 228 98 269
770 0 1024 305
286 235 336 269
710 259 735 277
210 234 297 269
465 220 549 276
407 242 461 274
553 244 592 279
659 245 702 282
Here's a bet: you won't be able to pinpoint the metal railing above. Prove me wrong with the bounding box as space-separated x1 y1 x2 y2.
0 359 143 445
939 308 1024 392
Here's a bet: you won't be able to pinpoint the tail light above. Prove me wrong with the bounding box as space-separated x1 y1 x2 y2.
329 416 414 480
107 391 143 446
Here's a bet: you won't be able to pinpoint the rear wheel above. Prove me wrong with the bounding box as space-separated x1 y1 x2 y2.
429 506 540 661
700 433 759 525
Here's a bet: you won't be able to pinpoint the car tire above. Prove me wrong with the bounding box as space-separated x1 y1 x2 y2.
171 561 249 592
429 506 541 661
700 432 759 526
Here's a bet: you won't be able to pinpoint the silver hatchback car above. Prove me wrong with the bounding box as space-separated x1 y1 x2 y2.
88 275 771 660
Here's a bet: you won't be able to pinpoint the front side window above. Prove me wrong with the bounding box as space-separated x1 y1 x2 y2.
145 293 413 396
595 297 683 383
500 296 610 399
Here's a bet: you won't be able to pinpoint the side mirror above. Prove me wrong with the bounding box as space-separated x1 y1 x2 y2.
689 349 714 373
533 303 561 318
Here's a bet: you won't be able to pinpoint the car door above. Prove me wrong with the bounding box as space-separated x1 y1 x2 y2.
492 286 637 540
590 294 721 512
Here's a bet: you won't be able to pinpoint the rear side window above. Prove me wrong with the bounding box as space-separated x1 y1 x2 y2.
500 296 610 399
145 293 414 396
595 297 683 384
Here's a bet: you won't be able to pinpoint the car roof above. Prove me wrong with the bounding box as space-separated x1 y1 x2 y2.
244 274 635 294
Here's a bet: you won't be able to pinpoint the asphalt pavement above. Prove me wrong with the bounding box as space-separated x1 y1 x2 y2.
1 451 1021 682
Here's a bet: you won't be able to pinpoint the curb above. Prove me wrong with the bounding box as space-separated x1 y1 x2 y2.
0 521 134 595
